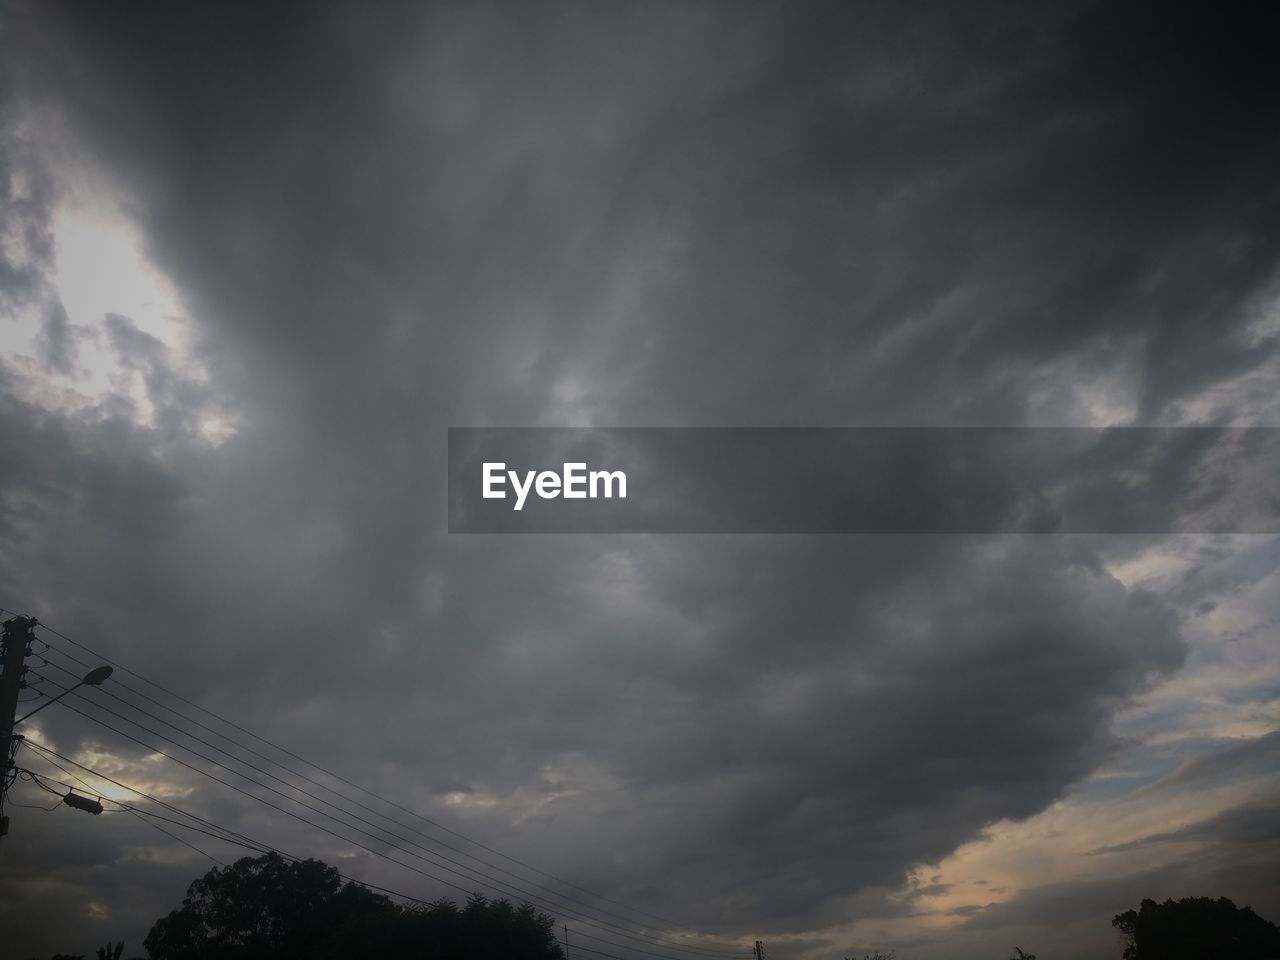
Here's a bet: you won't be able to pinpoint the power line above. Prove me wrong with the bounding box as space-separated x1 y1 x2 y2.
124 809 226 865
6 798 62 811
18 742 722 960
32 618 728 945
42 693 739 959
9 611 749 957
5 769 64 812
22 740 265 852
19 742 425 905
22 750 225 865
35 652 731 954
31 630 747 958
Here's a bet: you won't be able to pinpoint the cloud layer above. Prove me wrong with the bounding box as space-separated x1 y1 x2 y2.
2 2 1278 958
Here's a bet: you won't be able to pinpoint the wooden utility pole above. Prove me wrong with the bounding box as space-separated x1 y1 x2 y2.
0 616 37 848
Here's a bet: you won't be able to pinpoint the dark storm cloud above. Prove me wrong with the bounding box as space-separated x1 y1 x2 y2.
3 0 1278 956
22 0 1280 425
582 539 1183 927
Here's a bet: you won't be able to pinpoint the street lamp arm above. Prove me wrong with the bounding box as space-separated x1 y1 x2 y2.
13 666 113 725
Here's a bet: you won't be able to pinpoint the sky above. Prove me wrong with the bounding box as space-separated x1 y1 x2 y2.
1 2 1278 958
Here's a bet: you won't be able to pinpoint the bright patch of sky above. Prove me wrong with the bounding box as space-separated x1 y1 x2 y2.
2 170 236 445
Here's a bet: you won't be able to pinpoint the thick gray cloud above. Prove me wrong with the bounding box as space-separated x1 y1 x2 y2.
2 1 1278 958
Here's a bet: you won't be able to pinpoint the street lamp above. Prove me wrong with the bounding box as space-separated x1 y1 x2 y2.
14 665 113 724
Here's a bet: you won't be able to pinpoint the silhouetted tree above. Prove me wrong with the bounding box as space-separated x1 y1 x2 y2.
1009 949 1037 960
399 892 563 959
141 852 563 960
1112 896 1280 960
143 852 398 959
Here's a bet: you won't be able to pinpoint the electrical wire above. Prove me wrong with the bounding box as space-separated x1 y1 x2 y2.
34 655 671 930
19 750 226 865
32 656 722 954
6 610 752 957
7 767 84 811
43 690 741 959
125 809 227 865
24 769 69 799
21 742 707 958
6 794 62 811
33 659 749 958
23 740 284 855
32 619 727 941
18 745 422 905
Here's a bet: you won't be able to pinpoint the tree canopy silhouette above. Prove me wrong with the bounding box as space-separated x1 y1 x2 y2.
142 852 563 960
1112 896 1280 960
144 853 396 959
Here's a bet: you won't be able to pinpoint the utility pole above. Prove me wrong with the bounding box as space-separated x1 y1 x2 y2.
754 940 766 960
563 923 570 958
1 615 37 847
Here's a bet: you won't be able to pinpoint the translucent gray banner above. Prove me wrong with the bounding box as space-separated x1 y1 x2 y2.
447 428 1280 533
